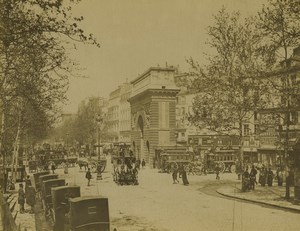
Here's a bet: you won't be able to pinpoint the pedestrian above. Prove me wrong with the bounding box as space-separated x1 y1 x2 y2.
172 167 179 184
181 168 189 186
267 167 274 186
259 166 266 187
276 167 283 186
86 168 92 186
18 183 25 213
242 167 250 192
26 186 35 214
136 159 141 170
142 159 146 169
25 175 31 197
215 164 220 180
250 165 257 190
51 162 56 174
64 162 68 174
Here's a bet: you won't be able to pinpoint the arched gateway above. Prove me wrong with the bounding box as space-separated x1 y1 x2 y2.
128 67 180 167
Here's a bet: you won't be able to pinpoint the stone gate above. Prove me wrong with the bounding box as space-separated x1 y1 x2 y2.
128 67 180 167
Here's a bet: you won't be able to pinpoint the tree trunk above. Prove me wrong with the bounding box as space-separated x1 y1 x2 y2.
11 102 23 182
0 109 7 193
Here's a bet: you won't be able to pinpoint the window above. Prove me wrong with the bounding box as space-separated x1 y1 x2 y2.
244 140 250 146
254 124 259 135
244 124 250 136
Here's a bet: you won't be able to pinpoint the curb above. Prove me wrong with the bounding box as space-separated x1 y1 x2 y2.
216 189 300 213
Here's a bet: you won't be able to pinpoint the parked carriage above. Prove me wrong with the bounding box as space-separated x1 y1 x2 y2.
32 171 50 192
30 170 111 231
69 197 110 231
41 178 66 219
51 186 81 231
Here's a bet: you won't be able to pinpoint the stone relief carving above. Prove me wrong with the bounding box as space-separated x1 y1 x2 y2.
131 112 137 129
143 104 151 128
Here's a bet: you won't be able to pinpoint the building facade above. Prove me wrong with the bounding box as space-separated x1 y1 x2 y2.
107 87 121 143
119 82 132 143
128 67 180 166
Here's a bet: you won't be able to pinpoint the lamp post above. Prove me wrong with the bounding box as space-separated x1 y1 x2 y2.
96 114 103 161
95 114 103 180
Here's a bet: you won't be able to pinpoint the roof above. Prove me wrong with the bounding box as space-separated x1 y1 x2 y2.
130 67 177 85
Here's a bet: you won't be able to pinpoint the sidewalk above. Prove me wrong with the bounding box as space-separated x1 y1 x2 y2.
217 183 300 212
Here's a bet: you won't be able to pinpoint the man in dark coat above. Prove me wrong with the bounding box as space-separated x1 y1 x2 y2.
242 168 250 192
250 165 258 190
86 168 92 186
259 166 266 187
18 183 25 213
267 168 274 186
172 167 179 184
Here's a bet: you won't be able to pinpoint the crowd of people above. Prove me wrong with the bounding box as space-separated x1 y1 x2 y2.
241 164 285 192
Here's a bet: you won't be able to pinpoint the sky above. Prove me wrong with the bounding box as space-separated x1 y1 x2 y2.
63 0 268 113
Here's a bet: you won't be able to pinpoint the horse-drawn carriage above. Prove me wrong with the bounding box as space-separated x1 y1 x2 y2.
204 150 237 174
111 143 138 185
35 149 78 171
160 152 193 173
156 146 197 174
77 156 107 175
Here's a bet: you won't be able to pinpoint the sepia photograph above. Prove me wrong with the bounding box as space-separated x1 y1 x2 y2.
0 0 300 230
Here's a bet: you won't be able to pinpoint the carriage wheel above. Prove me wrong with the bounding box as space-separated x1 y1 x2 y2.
218 162 226 173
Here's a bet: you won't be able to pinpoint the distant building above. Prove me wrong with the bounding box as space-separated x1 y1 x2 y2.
107 87 121 143
119 82 132 143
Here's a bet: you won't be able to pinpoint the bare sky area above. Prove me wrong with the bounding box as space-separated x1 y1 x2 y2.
64 0 268 113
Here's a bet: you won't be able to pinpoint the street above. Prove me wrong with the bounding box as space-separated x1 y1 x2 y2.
51 157 300 231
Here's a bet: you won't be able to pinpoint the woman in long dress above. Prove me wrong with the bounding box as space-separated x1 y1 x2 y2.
181 168 189 186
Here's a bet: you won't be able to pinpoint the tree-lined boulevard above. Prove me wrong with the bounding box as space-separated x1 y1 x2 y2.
1 0 300 230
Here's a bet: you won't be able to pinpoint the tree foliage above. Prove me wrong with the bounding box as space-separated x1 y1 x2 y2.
0 0 99 166
188 8 266 135
49 97 108 149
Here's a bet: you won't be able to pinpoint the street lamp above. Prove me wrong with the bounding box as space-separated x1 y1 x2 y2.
95 114 103 161
95 114 104 180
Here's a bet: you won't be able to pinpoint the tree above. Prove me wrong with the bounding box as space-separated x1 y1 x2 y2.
187 8 267 172
49 97 108 156
0 0 100 191
257 0 300 199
